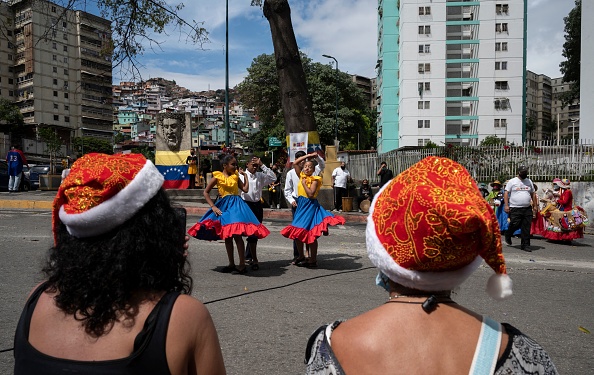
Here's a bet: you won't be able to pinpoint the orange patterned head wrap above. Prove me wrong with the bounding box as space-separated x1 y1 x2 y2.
366 156 512 299
52 153 164 243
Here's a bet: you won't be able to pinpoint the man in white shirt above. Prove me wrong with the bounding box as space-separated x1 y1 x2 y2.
503 165 539 252
240 156 277 269
283 151 325 260
331 162 351 212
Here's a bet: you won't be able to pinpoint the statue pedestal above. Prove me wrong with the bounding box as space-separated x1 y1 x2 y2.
323 145 340 189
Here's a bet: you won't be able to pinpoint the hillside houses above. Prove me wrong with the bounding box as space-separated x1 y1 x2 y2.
112 78 260 152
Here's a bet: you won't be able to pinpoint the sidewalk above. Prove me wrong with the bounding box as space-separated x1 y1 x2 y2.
0 190 369 223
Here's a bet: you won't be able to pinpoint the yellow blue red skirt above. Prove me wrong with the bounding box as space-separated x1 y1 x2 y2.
188 195 270 241
281 196 345 244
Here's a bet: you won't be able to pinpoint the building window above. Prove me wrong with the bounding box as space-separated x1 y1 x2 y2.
53 66 57 73
495 81 509 90
64 105 69 110
63 57 68 63
418 25 431 35
418 101 430 109
62 21 67 28
8 78 13 84
53 103 59 109
53 78 58 85
9 90 14 96
63 33 67 40
64 93 69 98
419 6 431 15
418 82 431 94
495 61 507 70
51 5 56 12
52 54 57 61
496 4 509 15
65 116 70 123
53 91 58 97
64 69 69 75
495 23 508 33
54 115 59 121
418 44 430 54
494 98 510 110
418 63 431 73
8 54 12 60
418 120 431 129
52 42 57 49
495 42 509 51
494 119 507 128
63 45 67 52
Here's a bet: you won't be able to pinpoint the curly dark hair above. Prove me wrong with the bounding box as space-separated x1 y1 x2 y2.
43 189 192 337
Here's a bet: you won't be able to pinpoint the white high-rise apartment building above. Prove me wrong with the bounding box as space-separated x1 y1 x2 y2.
377 0 526 152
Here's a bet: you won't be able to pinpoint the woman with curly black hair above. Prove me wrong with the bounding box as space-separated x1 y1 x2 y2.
13 153 226 375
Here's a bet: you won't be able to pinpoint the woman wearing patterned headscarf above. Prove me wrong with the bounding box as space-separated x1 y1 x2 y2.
540 178 589 242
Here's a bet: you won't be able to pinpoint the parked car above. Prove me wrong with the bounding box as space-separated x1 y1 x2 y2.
0 160 31 191
28 165 64 190
22 164 36 179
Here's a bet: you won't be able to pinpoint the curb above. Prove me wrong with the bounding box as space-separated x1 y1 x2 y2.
0 200 369 223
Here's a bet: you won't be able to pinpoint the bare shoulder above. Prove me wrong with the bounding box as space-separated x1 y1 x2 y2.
170 294 212 324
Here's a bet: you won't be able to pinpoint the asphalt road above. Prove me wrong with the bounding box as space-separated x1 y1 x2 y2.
0 211 593 374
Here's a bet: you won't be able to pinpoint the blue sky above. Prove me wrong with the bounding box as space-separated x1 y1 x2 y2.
83 0 576 91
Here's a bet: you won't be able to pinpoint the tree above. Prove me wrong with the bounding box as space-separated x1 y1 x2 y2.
525 116 536 142
72 136 113 155
0 1 209 79
479 135 505 146
559 0 581 107
38 127 65 174
237 53 375 151
542 119 557 141
0 98 25 140
251 0 317 138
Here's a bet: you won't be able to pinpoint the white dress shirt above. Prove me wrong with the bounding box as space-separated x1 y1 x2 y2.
283 155 325 205
332 167 350 188
239 165 277 203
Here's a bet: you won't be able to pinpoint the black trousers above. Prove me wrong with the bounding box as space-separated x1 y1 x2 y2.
506 206 532 247
334 187 347 210
244 200 263 259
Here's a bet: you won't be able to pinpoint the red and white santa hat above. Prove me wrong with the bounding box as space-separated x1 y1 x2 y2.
52 153 164 243
366 156 512 300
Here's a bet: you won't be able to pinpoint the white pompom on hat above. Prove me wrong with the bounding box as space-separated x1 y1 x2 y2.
366 156 512 300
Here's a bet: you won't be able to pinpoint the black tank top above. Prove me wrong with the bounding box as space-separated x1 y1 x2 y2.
14 283 180 375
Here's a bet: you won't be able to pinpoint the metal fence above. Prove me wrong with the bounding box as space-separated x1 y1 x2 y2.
347 140 594 184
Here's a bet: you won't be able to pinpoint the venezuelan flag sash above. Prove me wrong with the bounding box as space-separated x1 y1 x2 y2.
155 150 189 189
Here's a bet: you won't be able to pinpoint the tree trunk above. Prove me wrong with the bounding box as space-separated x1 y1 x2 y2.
264 0 316 134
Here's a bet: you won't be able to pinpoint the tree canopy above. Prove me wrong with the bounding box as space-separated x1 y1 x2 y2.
559 0 581 106
0 98 24 128
236 53 376 152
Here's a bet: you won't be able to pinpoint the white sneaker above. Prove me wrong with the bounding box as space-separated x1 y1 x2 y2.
339 209 343 212
332 209 338 212
277 204 280 209
358 209 362 213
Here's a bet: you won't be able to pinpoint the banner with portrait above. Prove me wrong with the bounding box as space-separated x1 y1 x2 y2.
155 112 192 189
287 131 324 162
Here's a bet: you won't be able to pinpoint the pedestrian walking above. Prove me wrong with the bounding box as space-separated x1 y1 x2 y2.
503 165 539 251
186 149 198 189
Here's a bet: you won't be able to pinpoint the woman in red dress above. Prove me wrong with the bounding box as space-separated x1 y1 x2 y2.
541 178 588 242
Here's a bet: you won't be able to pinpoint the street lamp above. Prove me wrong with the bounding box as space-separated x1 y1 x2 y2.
224 0 230 148
322 54 339 148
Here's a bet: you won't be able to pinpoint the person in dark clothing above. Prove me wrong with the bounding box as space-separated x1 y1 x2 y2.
186 149 198 189
268 164 282 209
13 153 225 375
377 161 393 188
356 179 374 212
6 145 29 192
201 157 212 186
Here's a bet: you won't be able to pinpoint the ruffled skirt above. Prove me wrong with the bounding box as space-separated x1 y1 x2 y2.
541 206 588 241
281 196 345 244
188 195 270 241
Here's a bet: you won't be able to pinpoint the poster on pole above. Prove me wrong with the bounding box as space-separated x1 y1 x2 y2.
289 132 308 161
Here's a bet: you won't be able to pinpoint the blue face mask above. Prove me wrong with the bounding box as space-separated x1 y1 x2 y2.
375 272 391 292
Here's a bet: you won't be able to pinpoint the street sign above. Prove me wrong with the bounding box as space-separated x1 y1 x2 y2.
269 137 282 147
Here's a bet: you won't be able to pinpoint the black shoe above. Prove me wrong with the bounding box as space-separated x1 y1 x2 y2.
220 265 236 273
504 236 512 246
233 266 248 275
521 246 532 252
